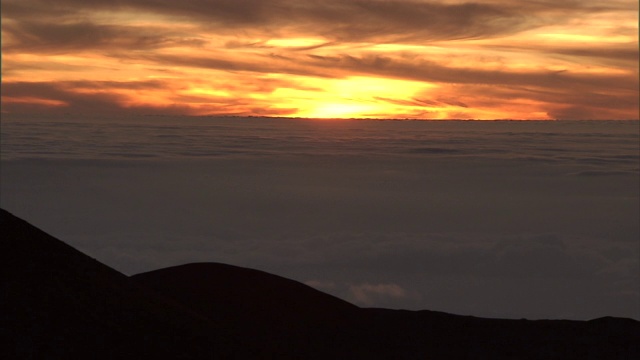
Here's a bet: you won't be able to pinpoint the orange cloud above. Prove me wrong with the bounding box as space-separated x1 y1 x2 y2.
2 0 638 119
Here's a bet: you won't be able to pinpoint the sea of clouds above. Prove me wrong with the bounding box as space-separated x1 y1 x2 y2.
1 115 638 320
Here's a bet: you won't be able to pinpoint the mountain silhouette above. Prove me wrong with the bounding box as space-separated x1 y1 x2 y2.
1 208 221 359
2 208 639 359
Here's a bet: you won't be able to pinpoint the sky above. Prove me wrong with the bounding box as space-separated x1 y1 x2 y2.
2 0 639 120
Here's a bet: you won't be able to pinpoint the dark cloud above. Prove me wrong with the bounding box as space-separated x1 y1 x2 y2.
290 0 534 43
2 20 206 53
2 81 127 113
2 0 614 47
539 46 638 63
547 106 601 121
432 83 638 120
1 81 297 116
139 53 341 79
306 53 639 90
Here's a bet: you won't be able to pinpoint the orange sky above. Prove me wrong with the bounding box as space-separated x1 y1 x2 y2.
2 0 638 119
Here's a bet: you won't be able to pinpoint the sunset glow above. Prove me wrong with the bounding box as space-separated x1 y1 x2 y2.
2 0 638 119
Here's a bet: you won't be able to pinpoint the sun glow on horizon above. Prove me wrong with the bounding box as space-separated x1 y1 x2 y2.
268 76 440 119
301 103 380 118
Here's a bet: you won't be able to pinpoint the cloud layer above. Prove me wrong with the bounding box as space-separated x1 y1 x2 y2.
1 117 638 319
2 0 638 119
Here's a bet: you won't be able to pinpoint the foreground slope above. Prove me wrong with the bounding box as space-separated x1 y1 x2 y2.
2 208 639 359
1 208 218 359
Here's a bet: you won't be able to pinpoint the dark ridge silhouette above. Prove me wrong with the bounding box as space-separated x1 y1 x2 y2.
132 262 357 319
2 208 639 359
1 208 221 359
132 263 360 358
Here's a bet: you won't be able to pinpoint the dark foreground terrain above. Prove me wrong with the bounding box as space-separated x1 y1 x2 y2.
2 208 639 359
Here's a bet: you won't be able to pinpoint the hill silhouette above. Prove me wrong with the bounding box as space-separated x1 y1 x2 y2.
2 208 639 359
1 208 221 359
